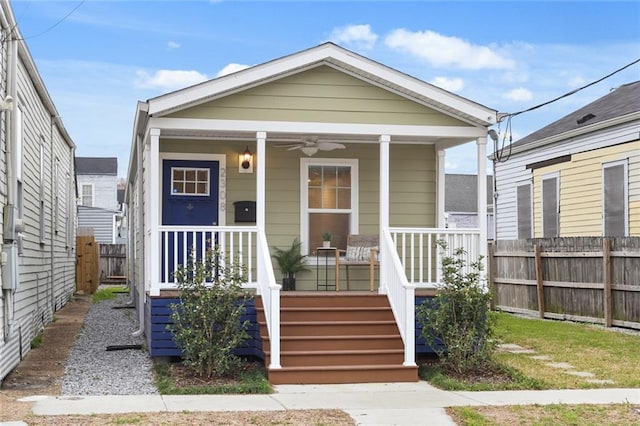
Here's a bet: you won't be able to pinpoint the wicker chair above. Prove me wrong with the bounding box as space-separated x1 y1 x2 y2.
335 234 379 291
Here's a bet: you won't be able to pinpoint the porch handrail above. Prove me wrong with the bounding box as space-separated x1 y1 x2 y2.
380 229 416 367
388 227 481 287
256 229 281 369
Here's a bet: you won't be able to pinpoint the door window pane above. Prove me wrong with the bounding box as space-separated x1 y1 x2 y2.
171 167 210 196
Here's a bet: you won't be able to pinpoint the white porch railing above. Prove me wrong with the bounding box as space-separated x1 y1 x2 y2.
388 227 481 287
157 225 281 369
380 229 416 366
382 227 481 366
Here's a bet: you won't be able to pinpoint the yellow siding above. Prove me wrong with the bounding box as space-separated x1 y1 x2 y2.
533 141 640 237
167 66 468 127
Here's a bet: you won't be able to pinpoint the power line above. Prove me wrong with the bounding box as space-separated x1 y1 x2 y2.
10 0 86 42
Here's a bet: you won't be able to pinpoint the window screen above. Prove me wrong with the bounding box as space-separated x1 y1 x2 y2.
516 184 532 239
542 176 558 237
603 163 626 236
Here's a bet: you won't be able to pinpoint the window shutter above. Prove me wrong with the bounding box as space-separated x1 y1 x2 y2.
517 184 532 239
542 177 558 237
603 164 625 236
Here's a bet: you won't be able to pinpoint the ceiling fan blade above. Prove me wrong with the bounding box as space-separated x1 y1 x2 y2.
316 142 346 151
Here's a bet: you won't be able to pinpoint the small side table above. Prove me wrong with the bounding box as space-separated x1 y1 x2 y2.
316 247 339 291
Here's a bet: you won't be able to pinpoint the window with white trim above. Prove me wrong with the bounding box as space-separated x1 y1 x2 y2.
541 172 559 237
39 139 46 244
81 184 93 207
603 160 628 237
516 183 532 239
171 167 210 196
301 158 358 255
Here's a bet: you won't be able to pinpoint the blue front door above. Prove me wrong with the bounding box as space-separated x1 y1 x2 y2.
161 159 219 282
162 159 219 226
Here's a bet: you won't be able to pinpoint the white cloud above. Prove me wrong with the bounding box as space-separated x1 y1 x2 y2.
503 87 533 101
430 76 465 92
568 76 586 87
384 29 514 70
329 24 378 50
216 63 251 77
135 69 208 91
167 41 181 49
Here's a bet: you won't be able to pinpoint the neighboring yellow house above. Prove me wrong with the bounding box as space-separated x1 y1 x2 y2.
124 43 497 383
494 81 640 239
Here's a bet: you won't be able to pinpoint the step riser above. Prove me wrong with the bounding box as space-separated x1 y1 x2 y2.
279 323 399 336
262 337 404 352
278 295 390 308
266 352 404 367
259 310 395 322
268 367 418 385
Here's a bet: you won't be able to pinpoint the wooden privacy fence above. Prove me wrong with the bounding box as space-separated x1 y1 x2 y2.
99 244 127 284
489 237 640 330
76 235 100 294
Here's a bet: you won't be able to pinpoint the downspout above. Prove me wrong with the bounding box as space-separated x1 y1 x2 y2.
132 134 145 337
2 28 18 340
49 115 55 312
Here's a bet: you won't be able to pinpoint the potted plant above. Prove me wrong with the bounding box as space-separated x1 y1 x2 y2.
272 238 310 291
322 231 332 248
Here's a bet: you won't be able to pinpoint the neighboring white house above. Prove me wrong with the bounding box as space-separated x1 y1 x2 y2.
445 173 494 239
0 0 76 383
493 81 640 240
76 157 124 244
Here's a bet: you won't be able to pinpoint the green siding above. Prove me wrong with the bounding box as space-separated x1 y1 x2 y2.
166 66 468 127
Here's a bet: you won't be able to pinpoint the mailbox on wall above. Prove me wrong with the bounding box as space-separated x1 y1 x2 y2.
234 201 256 223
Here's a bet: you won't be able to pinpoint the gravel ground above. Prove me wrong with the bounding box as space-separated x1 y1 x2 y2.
61 293 159 395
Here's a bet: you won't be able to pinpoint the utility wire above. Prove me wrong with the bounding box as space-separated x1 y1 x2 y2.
494 57 640 163
7 0 86 42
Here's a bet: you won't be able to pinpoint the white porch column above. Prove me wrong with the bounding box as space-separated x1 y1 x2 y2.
379 134 390 295
256 131 266 230
476 136 488 283
148 128 161 296
436 149 446 228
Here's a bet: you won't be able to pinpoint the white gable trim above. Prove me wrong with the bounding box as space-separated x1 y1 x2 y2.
146 43 496 126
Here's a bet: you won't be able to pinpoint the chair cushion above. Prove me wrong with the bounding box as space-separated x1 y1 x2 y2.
345 245 377 262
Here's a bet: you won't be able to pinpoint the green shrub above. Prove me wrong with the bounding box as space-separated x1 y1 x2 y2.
417 241 495 374
169 248 253 379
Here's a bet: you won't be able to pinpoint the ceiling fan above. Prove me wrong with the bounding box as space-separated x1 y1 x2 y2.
275 137 345 156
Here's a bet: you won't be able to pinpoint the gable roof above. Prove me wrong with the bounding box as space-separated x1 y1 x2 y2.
445 174 493 213
145 42 497 127
509 81 640 152
76 157 118 175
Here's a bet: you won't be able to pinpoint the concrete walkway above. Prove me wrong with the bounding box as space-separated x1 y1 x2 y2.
15 382 640 426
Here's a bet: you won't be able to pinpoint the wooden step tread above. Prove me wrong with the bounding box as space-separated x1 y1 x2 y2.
278 306 391 312
269 364 416 372
262 334 401 341
260 320 396 326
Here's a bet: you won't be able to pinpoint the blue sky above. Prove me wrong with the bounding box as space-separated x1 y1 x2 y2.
11 0 640 178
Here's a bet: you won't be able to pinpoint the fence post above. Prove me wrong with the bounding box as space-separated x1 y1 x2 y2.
488 241 496 310
534 244 545 319
602 237 612 327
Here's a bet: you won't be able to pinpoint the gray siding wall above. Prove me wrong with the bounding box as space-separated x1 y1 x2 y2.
77 206 116 244
0 0 76 382
494 121 640 240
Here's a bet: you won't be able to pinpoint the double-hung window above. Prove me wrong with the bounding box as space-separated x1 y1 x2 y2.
81 184 94 207
301 158 358 255
602 160 628 236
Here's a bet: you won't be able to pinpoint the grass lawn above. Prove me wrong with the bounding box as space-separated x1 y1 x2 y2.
431 312 640 425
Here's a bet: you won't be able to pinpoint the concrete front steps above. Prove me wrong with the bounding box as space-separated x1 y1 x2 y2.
256 292 418 384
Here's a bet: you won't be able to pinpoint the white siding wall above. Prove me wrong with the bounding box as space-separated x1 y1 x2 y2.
494 120 640 240
77 174 118 210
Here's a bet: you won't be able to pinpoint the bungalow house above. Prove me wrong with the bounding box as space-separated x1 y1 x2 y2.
76 157 124 244
125 43 497 384
493 81 640 240
0 0 76 382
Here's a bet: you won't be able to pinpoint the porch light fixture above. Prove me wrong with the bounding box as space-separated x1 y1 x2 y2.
239 146 253 173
